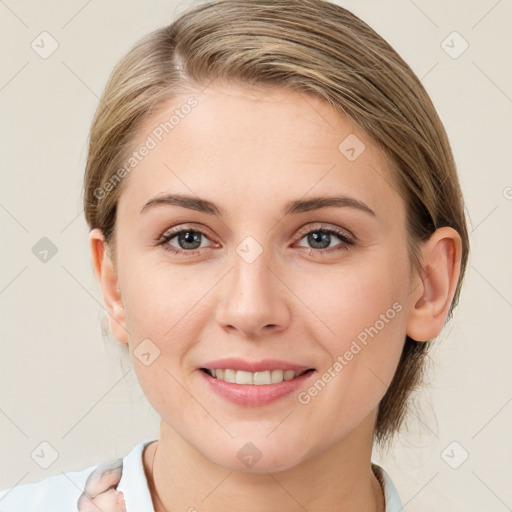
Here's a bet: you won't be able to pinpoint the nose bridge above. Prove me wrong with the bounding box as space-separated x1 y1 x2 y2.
215 235 290 336
233 240 273 301
231 236 277 310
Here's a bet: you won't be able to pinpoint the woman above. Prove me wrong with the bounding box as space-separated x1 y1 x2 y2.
0 0 468 510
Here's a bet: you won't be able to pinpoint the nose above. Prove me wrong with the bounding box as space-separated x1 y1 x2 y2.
215 248 291 338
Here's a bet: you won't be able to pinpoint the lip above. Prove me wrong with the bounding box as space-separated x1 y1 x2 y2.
198 365 316 407
200 358 313 373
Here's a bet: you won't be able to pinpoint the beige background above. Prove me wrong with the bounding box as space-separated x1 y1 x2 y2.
1 0 511 509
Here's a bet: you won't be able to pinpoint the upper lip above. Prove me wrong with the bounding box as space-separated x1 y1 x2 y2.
200 358 314 373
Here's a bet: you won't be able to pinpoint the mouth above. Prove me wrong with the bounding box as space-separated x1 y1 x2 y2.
199 367 315 385
197 358 317 407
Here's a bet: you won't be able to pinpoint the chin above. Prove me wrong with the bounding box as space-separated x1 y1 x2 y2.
207 441 307 474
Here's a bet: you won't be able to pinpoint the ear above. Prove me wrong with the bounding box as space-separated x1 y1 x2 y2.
406 226 463 342
89 228 128 345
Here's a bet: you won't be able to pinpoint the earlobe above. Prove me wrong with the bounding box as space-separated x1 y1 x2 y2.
406 227 462 342
89 228 128 345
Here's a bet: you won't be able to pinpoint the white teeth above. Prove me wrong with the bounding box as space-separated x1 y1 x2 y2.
254 370 271 385
235 370 253 385
206 368 306 385
223 369 236 383
271 369 283 383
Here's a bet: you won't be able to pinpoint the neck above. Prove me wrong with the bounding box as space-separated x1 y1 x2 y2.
143 417 385 512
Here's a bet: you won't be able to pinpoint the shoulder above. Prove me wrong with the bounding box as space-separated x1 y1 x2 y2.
0 464 97 512
0 440 154 512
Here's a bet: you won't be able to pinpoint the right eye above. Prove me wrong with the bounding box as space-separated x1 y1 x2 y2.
158 226 218 255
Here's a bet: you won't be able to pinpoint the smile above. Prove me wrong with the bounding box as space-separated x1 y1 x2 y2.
201 368 312 385
198 367 316 407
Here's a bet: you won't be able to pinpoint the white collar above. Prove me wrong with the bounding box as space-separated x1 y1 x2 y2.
119 440 403 511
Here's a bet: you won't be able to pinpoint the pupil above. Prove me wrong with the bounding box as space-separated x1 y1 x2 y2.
308 231 330 249
179 231 201 249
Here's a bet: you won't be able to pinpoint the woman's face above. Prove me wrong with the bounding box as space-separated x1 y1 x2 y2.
103 84 416 471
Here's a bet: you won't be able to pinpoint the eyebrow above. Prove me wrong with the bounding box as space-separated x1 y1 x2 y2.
140 193 376 217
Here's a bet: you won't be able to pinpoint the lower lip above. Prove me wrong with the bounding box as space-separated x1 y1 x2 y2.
198 369 316 407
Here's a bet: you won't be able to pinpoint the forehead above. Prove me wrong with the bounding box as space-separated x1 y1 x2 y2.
117 84 402 221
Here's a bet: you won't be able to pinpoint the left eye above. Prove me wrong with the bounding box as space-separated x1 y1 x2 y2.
296 228 353 251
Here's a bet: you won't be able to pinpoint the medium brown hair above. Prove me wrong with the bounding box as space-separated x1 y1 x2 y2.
83 0 469 446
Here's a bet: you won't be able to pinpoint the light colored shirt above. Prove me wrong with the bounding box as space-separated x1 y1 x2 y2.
0 439 403 511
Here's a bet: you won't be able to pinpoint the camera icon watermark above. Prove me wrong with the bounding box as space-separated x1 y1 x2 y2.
31 31 59 59
134 338 161 366
31 441 59 469
338 134 366 162
32 237 58 263
441 31 469 59
236 236 263 264
237 442 262 468
441 441 469 469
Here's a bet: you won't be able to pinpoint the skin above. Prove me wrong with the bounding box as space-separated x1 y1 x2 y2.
90 84 462 512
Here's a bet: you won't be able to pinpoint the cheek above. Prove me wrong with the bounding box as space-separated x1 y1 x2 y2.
120 254 203 337
293 248 409 413
291 245 409 346
117 259 206 415
293 304 407 443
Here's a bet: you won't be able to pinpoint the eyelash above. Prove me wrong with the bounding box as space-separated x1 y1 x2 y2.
157 223 356 257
